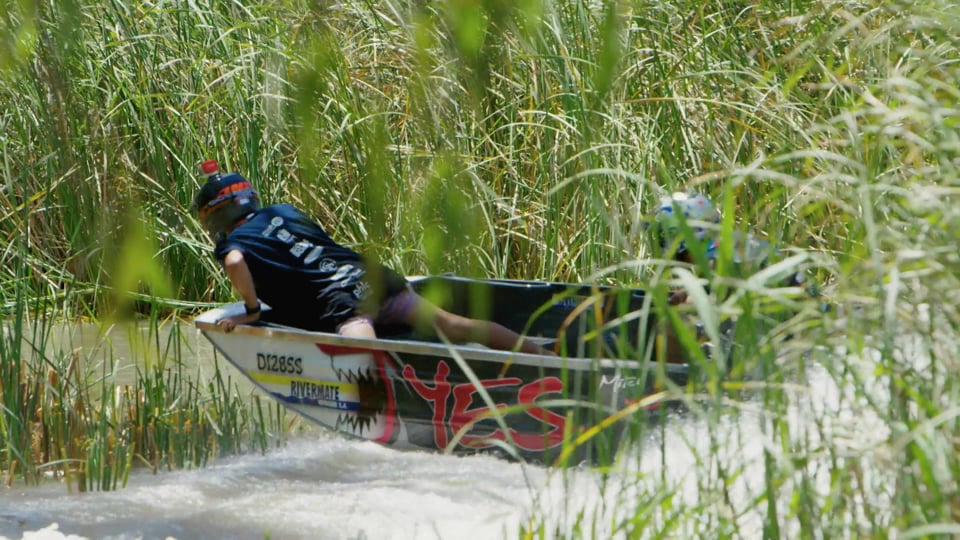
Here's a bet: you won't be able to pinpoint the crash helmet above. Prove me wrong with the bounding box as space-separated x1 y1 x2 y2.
191 161 260 238
652 191 720 253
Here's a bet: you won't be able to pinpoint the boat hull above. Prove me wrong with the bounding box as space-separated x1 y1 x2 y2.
196 275 688 463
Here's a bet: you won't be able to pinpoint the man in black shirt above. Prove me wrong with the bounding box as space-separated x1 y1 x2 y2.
192 164 550 355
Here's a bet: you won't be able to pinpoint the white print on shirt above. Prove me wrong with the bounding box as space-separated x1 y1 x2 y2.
290 240 310 258
258 221 361 285
328 264 364 292
304 246 324 265
262 216 284 237
276 229 294 244
353 281 370 300
329 264 356 282
318 258 338 273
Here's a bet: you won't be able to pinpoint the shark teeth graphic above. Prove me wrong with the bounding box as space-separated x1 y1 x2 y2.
332 365 377 385
332 357 389 437
335 412 376 435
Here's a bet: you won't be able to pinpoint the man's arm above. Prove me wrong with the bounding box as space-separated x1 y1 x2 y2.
216 249 261 331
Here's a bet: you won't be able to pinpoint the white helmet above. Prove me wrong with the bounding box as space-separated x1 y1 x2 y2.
652 192 720 251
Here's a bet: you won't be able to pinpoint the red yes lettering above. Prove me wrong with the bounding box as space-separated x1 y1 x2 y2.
402 361 451 448
451 377 521 447
514 377 565 450
404 360 567 452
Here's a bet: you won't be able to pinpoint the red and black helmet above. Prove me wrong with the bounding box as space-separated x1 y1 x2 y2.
191 168 260 237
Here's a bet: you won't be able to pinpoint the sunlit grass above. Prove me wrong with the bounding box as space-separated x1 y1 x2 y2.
0 292 288 491
0 0 958 536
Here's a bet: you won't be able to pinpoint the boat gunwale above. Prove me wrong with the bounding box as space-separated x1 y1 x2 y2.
195 302 688 375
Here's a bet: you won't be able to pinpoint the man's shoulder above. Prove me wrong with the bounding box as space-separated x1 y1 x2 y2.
257 203 309 220
240 204 328 241
257 203 295 215
213 237 240 260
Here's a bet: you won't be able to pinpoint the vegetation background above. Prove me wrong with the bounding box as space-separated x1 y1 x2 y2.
1 0 958 536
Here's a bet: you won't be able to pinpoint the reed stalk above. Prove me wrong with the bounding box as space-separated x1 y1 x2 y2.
0 1 957 537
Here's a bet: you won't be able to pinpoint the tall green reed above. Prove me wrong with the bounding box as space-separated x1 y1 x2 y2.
1 0 958 536
518 0 960 537
0 223 286 490
0 305 287 490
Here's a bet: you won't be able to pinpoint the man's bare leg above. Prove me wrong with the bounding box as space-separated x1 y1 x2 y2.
337 315 378 339
407 296 552 355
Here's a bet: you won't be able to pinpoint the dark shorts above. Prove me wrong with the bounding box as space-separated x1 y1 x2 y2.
262 266 412 333
336 289 420 334
319 264 412 332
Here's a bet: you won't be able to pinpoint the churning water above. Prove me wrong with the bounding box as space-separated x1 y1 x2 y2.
0 434 546 539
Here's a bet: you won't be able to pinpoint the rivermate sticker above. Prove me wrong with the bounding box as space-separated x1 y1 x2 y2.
248 372 359 411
